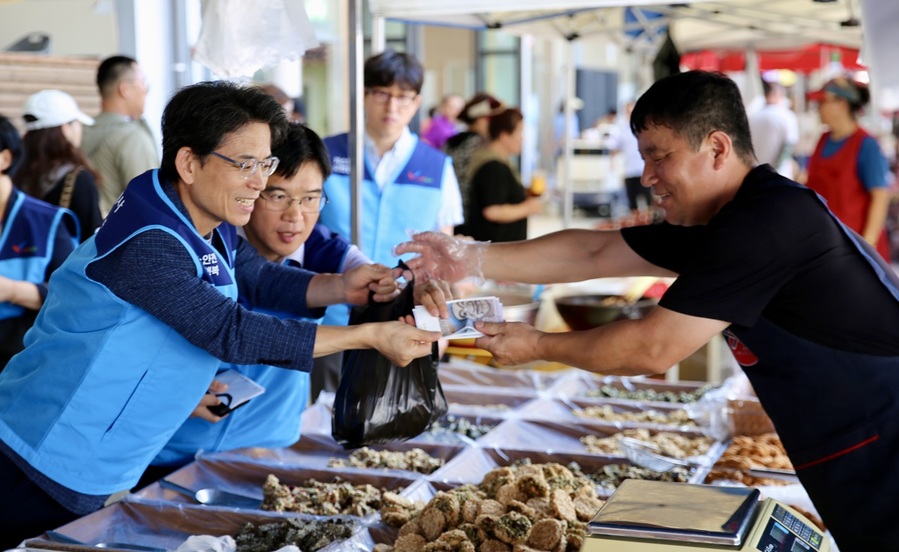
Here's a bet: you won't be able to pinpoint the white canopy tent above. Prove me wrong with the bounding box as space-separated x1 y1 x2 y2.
360 0 865 230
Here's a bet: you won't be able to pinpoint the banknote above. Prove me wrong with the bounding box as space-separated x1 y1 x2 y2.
413 296 504 339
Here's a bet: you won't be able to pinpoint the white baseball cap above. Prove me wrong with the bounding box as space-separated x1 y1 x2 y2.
23 89 94 131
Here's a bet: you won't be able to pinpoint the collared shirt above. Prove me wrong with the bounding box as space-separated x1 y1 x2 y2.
363 127 463 230
235 226 370 271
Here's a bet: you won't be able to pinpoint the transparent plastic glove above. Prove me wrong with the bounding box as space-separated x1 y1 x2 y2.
393 231 489 285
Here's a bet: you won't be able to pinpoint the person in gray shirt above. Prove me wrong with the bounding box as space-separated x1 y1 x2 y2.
81 55 159 214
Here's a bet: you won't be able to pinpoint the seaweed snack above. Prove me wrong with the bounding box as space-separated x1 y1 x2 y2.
261 474 392 517
584 384 714 403
579 428 713 458
377 462 605 551
328 447 445 474
573 404 696 426
234 518 355 552
571 462 692 495
428 415 498 439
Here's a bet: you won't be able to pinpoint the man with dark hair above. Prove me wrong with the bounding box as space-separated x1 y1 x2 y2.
320 50 462 269
0 82 440 547
82 55 159 214
315 50 463 395
142 123 372 482
398 70 899 551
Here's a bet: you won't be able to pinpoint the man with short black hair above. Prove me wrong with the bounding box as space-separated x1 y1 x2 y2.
82 55 159 214
398 70 899 551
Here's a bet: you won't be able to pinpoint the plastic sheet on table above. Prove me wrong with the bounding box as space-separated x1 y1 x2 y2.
214 434 464 477
22 500 373 552
406 412 505 446
521 396 702 432
442 387 537 417
437 359 573 392
478 418 726 462
131 456 424 519
548 371 717 406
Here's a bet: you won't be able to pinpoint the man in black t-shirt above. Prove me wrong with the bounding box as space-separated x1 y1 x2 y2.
397 71 899 552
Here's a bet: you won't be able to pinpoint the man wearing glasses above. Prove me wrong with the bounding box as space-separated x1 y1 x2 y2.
0 83 441 546
320 49 463 281
140 123 370 484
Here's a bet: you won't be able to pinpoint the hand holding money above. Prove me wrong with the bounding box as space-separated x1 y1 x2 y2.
412 296 503 339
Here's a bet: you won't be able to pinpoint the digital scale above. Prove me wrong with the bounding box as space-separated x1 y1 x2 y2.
582 479 829 552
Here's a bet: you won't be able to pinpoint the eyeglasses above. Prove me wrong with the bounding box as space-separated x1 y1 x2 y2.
365 88 418 108
210 151 280 179
258 190 329 213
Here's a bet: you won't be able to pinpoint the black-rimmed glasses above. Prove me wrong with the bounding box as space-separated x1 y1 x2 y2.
258 190 329 213
365 88 418 108
210 151 280 179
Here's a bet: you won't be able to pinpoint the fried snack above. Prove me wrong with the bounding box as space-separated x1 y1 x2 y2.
479 540 511 552
526 518 565 551
328 446 445 474
261 474 388 516
395 533 428 552
494 512 533 545
715 433 793 471
389 463 603 552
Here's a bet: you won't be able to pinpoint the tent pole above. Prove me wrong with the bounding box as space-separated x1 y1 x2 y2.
372 15 386 54
562 40 576 229
348 0 365 246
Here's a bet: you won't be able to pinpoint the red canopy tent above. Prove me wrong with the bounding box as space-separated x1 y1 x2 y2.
680 43 864 73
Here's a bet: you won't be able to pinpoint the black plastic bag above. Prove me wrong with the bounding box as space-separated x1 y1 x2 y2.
331 266 447 449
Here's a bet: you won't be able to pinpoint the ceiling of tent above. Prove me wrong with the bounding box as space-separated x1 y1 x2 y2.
369 0 864 53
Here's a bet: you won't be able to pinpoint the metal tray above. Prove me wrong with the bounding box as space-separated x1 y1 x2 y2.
214 434 464 477
23 500 373 551
131 456 426 518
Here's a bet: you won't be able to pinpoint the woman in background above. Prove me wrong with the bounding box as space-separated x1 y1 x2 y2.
445 92 503 235
805 77 892 261
464 107 541 243
0 115 78 369
17 89 103 242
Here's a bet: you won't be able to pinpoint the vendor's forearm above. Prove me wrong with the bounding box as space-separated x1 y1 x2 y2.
482 229 670 283
534 321 675 376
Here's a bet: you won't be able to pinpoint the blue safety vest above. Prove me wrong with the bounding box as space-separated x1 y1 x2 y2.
0 170 238 495
319 132 446 266
0 189 78 320
153 224 351 466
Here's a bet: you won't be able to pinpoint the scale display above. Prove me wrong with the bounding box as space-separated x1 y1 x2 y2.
754 504 823 551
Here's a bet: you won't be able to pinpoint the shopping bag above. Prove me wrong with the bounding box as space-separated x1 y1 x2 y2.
331 266 447 449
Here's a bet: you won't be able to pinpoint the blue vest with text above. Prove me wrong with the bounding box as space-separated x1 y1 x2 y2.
152 224 351 466
0 170 238 495
319 132 446 266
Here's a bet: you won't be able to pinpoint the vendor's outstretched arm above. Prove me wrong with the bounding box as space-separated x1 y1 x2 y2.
475 306 729 376
396 230 675 285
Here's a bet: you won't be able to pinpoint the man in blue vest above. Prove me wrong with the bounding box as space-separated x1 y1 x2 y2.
320 50 463 268
398 71 899 551
316 50 463 395
0 82 441 548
